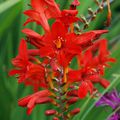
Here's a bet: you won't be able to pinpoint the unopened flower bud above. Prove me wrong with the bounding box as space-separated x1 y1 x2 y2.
45 110 57 116
67 90 78 97
67 97 79 105
53 117 59 120
36 97 52 104
70 108 80 116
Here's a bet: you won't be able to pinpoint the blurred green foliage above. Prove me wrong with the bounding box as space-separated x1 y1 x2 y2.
0 0 120 120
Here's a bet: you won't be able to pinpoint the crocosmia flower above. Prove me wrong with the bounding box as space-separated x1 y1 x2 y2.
9 0 115 119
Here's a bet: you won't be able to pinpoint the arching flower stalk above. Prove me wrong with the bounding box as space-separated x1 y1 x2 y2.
10 0 115 120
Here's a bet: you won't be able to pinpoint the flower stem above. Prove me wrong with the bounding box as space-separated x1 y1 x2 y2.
56 69 66 120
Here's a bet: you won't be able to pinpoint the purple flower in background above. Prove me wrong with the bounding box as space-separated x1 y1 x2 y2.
96 89 120 120
108 113 119 120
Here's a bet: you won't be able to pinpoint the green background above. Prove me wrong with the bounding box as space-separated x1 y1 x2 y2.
0 0 120 120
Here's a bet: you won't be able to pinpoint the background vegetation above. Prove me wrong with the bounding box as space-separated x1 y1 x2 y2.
0 0 120 120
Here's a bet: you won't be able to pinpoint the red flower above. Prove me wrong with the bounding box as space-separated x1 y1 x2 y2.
9 39 47 91
68 39 115 99
18 90 51 115
39 20 81 67
59 10 81 30
68 69 95 99
80 39 116 73
24 0 61 32
76 30 108 49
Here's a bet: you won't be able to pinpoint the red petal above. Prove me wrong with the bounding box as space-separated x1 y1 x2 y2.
100 78 110 88
31 0 61 19
24 10 50 32
9 69 21 76
19 39 28 62
51 21 66 40
78 82 88 99
72 0 80 6
23 18 35 26
78 81 93 99
36 97 52 104
39 46 55 57
57 51 71 67
76 30 108 45
68 70 81 83
18 95 32 107
22 28 42 39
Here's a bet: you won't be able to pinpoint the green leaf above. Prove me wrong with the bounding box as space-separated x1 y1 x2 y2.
0 0 23 37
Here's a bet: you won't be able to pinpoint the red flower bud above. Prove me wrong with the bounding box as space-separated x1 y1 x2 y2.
53 117 59 120
36 97 52 104
70 108 80 116
45 110 57 116
67 97 79 105
67 90 78 97
100 78 110 88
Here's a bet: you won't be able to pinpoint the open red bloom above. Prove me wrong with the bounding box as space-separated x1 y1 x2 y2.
79 39 116 73
24 0 61 32
39 20 81 67
9 39 47 91
68 39 115 99
68 68 95 99
18 90 51 115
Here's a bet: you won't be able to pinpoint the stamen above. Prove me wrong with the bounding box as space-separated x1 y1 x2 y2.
63 67 68 83
55 37 63 49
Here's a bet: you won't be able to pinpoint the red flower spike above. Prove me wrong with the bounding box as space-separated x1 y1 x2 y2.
18 90 51 115
45 110 57 116
10 0 115 118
